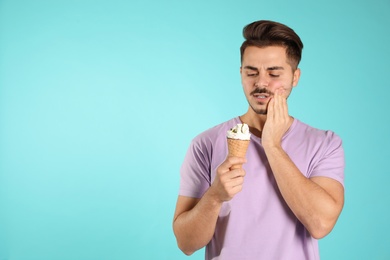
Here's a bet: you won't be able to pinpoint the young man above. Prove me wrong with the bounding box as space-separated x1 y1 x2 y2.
173 20 345 259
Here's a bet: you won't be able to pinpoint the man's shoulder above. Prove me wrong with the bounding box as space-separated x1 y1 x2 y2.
292 118 343 144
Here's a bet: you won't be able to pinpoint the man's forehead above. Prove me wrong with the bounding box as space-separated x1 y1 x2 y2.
242 46 290 69
243 46 288 61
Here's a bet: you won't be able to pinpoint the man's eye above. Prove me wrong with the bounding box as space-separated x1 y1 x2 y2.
247 73 258 77
270 74 280 78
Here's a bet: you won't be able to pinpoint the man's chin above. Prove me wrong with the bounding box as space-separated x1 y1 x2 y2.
247 101 269 115
255 109 267 115
250 105 267 115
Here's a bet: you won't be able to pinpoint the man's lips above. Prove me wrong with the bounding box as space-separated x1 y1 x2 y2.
253 93 270 98
252 93 272 102
250 88 275 103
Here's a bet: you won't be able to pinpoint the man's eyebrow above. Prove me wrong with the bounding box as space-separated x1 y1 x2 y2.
243 66 284 71
243 66 258 71
267 66 284 70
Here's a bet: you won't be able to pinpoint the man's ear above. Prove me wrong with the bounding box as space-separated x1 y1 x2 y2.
292 68 301 87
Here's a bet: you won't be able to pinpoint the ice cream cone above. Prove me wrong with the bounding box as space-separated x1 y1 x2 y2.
226 123 251 169
227 138 250 169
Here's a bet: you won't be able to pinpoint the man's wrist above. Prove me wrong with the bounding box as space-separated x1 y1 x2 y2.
262 140 282 150
205 187 225 206
263 142 284 155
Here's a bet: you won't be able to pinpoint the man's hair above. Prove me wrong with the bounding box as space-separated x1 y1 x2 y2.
240 20 304 69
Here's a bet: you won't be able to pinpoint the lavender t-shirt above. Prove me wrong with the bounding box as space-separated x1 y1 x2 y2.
179 117 345 260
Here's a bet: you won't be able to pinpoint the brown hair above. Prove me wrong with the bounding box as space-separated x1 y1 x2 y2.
240 20 304 69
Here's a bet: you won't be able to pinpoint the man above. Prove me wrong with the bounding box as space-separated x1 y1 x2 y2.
173 20 344 259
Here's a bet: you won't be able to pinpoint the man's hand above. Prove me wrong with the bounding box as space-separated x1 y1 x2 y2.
209 156 247 202
262 88 292 148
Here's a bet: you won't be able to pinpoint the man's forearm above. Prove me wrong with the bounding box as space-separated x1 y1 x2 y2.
263 145 343 239
173 189 223 255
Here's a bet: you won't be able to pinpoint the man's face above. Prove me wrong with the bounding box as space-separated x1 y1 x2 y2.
240 46 300 115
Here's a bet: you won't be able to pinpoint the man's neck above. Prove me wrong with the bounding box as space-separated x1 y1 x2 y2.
239 110 267 138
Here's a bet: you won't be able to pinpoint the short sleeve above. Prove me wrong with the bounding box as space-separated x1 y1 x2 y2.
179 137 212 198
309 131 345 187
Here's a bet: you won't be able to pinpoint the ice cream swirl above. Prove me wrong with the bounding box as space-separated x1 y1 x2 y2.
227 123 251 140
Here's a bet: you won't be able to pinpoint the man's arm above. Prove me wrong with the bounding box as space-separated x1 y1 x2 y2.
262 89 344 239
172 194 220 255
173 157 246 255
263 146 344 238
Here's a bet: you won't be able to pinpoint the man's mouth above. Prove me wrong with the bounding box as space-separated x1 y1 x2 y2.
253 93 270 99
250 88 274 104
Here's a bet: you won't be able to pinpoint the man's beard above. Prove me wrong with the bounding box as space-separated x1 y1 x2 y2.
249 104 268 115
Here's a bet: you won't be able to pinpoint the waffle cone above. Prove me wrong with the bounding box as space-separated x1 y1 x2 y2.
227 138 250 169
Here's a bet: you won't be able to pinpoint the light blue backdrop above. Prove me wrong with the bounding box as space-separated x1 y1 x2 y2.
1 0 389 259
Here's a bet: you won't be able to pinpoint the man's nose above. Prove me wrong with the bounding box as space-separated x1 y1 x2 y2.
255 71 269 87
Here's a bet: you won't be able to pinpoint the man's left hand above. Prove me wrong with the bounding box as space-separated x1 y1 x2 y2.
262 88 292 148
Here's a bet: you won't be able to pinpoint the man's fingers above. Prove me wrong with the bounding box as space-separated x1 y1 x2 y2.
279 89 288 115
267 97 274 118
223 156 247 169
272 89 289 119
223 173 245 195
274 89 283 111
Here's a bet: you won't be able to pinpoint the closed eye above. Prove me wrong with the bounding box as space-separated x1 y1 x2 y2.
268 66 284 78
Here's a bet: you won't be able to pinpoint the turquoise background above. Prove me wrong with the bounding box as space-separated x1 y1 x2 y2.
0 0 389 259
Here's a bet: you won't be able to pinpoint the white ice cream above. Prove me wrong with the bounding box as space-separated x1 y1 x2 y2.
227 123 251 140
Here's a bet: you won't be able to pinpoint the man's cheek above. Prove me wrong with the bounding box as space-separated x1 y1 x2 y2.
269 80 284 89
273 82 292 98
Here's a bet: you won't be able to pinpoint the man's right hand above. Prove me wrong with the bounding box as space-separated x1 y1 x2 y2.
209 156 247 202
